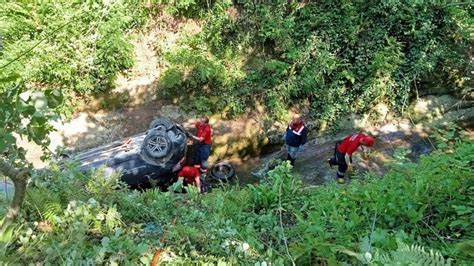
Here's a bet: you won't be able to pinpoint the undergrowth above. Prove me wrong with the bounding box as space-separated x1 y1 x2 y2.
159 1 472 122
0 1 152 114
0 133 472 264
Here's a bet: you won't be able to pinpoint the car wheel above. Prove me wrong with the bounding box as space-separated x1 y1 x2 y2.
56 152 72 169
56 151 72 163
148 118 174 131
59 153 71 160
210 162 235 181
141 130 173 161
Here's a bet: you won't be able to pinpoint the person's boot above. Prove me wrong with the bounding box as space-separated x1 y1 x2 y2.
327 158 337 167
336 172 345 183
286 154 295 166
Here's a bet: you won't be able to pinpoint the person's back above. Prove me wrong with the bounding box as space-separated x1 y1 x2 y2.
195 121 212 145
328 132 374 183
177 166 201 191
285 120 307 147
338 133 366 155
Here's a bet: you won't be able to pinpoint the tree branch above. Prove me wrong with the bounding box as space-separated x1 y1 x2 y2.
0 158 29 230
0 158 21 179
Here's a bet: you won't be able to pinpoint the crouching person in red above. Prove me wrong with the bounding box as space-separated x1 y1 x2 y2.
190 116 212 174
177 166 202 193
328 132 374 183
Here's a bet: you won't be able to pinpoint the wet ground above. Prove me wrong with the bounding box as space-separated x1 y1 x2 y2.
232 120 472 186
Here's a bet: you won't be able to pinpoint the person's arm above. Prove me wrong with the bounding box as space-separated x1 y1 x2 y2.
345 153 353 171
192 124 209 142
195 175 202 193
361 146 368 159
191 135 204 142
191 122 203 141
300 126 308 146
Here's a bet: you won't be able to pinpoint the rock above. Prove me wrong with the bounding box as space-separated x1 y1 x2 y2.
158 105 186 121
410 95 459 121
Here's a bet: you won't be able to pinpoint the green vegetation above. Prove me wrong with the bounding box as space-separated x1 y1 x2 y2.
1 135 472 264
1 1 471 119
1 1 473 265
161 1 472 121
0 1 150 107
0 0 152 229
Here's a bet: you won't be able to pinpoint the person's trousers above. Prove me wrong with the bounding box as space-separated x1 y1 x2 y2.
328 142 351 178
286 145 301 166
193 143 211 173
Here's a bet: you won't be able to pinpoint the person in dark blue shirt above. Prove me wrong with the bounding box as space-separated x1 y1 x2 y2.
284 114 308 166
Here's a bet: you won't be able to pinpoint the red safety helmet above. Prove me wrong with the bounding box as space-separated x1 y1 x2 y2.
362 136 374 147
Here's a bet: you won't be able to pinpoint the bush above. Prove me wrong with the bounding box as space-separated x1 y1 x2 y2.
1 133 472 264
0 1 149 104
157 0 229 18
161 1 472 122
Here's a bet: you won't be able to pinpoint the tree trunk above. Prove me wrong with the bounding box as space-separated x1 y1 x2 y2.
0 158 29 231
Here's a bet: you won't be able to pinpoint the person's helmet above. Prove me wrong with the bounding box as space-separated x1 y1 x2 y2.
362 136 374 147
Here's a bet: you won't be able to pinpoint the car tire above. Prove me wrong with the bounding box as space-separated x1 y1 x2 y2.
55 152 72 169
210 162 235 181
59 153 71 160
148 118 174 131
141 130 173 164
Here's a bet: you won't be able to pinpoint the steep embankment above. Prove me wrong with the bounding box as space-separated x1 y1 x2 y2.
13 8 473 184
16 91 474 188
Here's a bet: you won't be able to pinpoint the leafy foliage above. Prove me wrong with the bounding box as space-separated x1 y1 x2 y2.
0 1 153 226
161 1 472 122
379 240 452 265
340 238 453 265
0 134 472 264
0 1 149 103
157 0 227 17
0 1 473 264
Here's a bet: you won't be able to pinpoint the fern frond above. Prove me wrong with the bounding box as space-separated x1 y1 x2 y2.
42 202 62 222
26 187 63 223
381 240 452 266
456 240 474 257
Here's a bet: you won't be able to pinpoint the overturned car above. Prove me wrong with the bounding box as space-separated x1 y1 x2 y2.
59 118 234 188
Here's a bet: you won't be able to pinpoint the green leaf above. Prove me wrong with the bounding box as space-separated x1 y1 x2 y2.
0 133 16 152
45 89 63 108
0 73 20 83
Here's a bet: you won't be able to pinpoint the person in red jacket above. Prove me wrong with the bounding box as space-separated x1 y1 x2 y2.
190 116 212 173
328 132 374 183
177 166 202 193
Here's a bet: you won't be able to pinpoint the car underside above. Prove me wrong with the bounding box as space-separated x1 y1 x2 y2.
61 118 188 187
